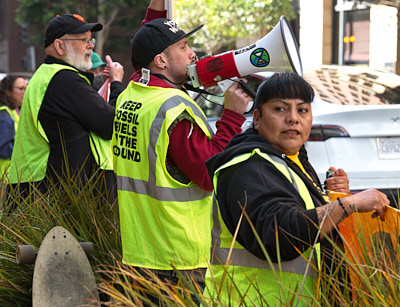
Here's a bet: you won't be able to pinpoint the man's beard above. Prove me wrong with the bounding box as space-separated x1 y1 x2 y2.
64 43 92 71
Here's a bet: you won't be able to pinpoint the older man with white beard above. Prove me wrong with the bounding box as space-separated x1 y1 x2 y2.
8 14 124 199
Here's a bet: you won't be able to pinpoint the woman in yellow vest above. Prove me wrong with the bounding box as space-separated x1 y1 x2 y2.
204 72 390 306
0 74 26 178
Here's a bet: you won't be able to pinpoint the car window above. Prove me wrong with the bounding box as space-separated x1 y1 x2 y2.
303 67 400 106
194 66 400 119
194 75 265 119
194 85 225 119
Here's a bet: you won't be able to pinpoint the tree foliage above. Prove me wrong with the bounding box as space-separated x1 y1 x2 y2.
15 0 295 60
16 0 148 56
175 0 295 55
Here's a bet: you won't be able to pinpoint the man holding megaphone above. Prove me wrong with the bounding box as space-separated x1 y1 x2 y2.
188 14 303 105
111 0 252 296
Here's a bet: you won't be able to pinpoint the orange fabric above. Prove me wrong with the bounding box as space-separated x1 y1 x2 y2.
329 191 400 297
339 207 400 283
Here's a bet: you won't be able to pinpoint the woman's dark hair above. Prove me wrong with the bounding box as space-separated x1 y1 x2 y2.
0 74 25 109
255 72 315 111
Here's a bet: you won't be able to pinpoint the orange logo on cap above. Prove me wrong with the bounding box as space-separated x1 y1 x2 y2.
73 14 85 22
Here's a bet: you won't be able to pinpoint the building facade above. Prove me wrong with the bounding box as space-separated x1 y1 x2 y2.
300 0 399 73
0 0 42 73
1 0 400 75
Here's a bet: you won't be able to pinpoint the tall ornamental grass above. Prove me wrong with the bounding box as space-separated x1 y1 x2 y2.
1 172 399 306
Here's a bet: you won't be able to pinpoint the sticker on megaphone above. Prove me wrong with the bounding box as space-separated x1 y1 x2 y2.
187 15 303 89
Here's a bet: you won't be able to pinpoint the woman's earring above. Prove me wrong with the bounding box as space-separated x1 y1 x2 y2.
164 65 167 69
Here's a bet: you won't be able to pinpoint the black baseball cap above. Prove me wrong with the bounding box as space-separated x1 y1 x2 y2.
131 18 203 69
44 14 103 48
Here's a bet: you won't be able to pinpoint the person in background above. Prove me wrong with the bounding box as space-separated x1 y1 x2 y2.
89 52 107 91
204 72 389 306
0 75 27 177
111 0 252 300
8 13 124 199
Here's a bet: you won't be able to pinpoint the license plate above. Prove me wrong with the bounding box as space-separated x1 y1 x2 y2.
377 137 400 159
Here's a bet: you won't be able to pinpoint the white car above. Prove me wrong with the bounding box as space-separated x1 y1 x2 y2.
191 65 400 206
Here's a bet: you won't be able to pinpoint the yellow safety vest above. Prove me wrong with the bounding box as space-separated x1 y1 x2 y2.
0 106 19 178
9 63 112 184
205 148 321 306
112 81 214 270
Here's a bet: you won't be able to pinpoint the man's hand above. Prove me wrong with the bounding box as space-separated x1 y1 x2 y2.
104 55 124 83
223 79 253 115
149 0 165 11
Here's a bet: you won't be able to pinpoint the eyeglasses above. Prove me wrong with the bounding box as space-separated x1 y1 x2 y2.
60 37 96 46
14 86 27 91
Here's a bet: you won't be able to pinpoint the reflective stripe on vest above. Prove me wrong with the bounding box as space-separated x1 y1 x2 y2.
113 82 214 269
116 85 213 202
211 148 320 275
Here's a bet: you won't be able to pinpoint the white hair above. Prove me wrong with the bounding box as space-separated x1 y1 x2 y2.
64 42 92 72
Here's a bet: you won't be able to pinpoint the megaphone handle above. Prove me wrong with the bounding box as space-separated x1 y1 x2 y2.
238 80 256 99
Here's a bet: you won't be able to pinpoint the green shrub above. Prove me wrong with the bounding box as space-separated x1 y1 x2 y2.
1 174 400 306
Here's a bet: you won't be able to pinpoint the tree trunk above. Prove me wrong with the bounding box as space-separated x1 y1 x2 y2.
95 0 119 58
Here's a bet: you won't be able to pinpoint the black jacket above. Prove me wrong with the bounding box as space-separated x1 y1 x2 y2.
37 56 124 193
206 128 340 263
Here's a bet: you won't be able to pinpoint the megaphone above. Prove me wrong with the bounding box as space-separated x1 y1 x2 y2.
187 16 302 89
